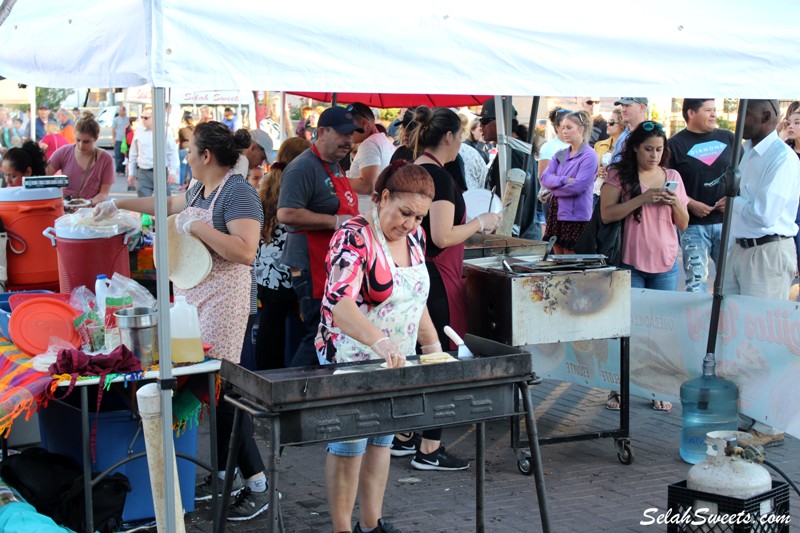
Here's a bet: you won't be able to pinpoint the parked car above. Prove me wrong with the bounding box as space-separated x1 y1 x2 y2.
94 106 116 149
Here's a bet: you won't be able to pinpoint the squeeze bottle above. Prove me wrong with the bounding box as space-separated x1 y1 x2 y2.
169 296 204 363
94 274 109 318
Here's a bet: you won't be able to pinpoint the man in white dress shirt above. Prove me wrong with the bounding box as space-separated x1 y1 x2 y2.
725 99 800 300
127 105 180 197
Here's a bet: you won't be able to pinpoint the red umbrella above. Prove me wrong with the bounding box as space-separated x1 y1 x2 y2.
287 92 492 109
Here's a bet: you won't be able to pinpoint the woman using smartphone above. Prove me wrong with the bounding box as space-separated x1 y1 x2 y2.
600 121 689 411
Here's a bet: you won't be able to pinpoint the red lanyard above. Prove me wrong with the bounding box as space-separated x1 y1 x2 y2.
422 151 445 169
311 144 344 180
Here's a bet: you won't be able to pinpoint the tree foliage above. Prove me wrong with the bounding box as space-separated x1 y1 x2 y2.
35 88 74 111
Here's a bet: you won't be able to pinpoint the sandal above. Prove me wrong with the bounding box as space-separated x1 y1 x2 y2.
652 399 672 412
606 391 621 411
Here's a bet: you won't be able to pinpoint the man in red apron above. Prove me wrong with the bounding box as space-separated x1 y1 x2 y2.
277 107 363 367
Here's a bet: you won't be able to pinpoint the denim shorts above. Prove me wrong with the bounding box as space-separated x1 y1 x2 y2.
326 434 394 457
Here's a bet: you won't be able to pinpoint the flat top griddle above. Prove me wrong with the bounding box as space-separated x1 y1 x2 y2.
221 335 532 409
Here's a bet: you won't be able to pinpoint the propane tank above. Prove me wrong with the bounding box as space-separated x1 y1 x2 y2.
686 431 772 528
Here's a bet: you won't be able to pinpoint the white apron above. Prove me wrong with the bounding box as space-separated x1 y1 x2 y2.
329 207 430 363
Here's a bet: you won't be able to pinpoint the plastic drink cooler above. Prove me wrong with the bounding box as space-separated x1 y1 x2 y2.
0 187 63 289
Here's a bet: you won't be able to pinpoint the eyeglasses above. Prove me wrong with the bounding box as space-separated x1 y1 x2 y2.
585 100 600 105
641 121 664 132
479 117 494 125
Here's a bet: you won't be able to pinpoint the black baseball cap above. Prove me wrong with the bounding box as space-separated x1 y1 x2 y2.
480 98 518 121
318 106 365 134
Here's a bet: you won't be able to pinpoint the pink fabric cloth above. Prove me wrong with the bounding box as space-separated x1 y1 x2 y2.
48 145 115 198
604 168 689 274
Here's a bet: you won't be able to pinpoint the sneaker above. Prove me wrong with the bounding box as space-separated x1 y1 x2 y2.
410 445 469 471
227 487 269 521
390 433 421 457
195 472 244 501
354 517 402 533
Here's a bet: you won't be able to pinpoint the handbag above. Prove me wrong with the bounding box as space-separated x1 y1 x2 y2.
574 195 623 266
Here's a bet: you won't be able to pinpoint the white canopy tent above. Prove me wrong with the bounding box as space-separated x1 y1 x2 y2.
2 0 800 97
2 0 800 531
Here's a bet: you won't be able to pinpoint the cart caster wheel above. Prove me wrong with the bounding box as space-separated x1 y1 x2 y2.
517 457 533 475
616 443 634 465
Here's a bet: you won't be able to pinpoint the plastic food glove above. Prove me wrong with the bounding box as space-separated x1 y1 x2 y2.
370 337 406 368
477 212 502 234
93 198 118 221
420 342 443 354
175 210 201 236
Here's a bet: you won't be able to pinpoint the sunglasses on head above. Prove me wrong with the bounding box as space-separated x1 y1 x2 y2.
345 104 368 121
641 121 664 132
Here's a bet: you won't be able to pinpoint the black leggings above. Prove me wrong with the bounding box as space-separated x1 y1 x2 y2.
216 387 265 478
255 285 298 370
421 265 449 442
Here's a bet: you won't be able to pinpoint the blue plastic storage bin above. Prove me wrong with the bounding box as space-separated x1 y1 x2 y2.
38 395 198 522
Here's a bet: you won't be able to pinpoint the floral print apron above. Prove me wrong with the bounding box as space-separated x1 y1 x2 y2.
329 207 430 363
173 171 252 363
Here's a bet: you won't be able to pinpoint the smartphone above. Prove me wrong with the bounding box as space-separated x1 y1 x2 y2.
664 181 679 193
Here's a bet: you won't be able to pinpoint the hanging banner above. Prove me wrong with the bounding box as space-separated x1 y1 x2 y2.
526 289 800 438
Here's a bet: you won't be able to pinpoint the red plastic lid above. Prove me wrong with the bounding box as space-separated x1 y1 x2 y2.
8 298 81 355
9 292 71 311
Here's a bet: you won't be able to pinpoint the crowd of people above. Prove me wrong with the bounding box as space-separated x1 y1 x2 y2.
2 92 798 532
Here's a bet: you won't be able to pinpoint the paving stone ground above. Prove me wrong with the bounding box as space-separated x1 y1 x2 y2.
161 380 800 533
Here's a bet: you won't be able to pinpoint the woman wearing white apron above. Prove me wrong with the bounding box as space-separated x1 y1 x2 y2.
94 122 271 521
315 161 441 533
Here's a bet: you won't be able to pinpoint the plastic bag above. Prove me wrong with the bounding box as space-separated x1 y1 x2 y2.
55 208 140 240
104 278 133 352
110 272 156 310
32 337 79 372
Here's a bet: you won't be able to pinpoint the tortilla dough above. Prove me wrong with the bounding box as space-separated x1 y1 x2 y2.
166 214 212 289
419 352 458 364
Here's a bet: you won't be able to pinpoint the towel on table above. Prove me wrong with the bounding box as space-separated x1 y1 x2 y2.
0 339 54 438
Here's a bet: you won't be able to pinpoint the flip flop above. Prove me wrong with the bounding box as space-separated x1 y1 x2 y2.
652 400 672 412
606 391 621 411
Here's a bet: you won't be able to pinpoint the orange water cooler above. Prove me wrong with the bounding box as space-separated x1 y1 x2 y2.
0 187 63 291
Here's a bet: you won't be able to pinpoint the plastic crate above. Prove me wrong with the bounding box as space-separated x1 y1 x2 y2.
38 394 198 523
667 480 790 533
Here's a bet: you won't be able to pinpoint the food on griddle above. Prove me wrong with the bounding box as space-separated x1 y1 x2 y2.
419 352 458 364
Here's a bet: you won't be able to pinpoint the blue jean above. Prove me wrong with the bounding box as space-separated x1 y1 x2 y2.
178 148 191 186
327 434 394 457
678 224 722 292
622 260 679 291
113 141 125 173
289 269 322 368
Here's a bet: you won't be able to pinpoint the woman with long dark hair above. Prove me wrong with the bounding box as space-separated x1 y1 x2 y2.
600 121 689 412
254 136 310 369
389 107 501 471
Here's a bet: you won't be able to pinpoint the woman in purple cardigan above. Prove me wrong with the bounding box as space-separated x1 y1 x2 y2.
541 110 599 254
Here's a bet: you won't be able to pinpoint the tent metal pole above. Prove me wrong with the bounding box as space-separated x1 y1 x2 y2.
495 95 508 194
705 99 747 359
152 86 178 533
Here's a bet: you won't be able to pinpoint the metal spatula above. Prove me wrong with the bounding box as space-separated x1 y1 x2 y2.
443 326 474 360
